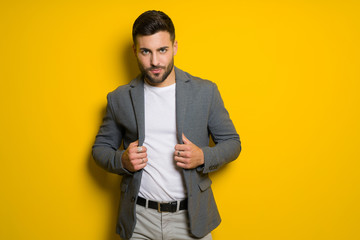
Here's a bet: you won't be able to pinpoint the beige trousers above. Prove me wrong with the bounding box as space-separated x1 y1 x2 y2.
127 205 212 240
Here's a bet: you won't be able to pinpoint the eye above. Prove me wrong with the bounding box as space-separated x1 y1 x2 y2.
141 49 150 55
159 48 167 53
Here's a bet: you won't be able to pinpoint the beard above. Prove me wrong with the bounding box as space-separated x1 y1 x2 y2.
138 58 174 85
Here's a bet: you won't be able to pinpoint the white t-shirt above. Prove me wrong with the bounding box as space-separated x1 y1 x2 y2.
138 82 186 201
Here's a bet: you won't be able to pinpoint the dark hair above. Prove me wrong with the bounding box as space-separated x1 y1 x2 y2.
132 10 175 44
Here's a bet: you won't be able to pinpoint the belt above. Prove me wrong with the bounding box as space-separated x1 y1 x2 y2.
136 196 188 213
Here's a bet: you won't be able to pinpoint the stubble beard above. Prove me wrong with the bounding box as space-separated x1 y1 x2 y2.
138 58 174 85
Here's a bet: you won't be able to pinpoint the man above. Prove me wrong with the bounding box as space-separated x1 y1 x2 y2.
92 10 241 240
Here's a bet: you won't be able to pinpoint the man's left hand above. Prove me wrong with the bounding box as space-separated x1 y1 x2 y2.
174 134 204 169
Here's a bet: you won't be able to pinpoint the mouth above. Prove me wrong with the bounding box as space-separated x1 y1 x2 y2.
149 67 164 75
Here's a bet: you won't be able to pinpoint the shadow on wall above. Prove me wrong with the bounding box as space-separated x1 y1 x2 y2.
87 103 122 240
87 41 140 240
121 41 140 83
88 152 122 240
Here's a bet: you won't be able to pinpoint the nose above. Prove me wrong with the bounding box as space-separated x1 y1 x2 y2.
150 53 160 66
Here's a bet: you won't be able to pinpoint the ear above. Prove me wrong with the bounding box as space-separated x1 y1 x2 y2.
132 44 137 56
173 40 178 56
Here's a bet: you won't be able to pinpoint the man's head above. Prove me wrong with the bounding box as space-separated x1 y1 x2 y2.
132 10 175 45
132 10 177 87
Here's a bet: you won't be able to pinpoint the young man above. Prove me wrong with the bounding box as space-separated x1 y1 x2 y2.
92 10 241 240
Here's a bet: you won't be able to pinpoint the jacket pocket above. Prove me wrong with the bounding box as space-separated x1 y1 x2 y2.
198 178 212 192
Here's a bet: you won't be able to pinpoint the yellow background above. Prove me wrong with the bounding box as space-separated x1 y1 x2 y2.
1 0 359 239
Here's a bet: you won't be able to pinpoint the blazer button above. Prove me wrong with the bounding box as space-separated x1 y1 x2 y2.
131 197 136 202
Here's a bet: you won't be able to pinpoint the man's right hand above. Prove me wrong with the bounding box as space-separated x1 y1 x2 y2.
121 140 148 172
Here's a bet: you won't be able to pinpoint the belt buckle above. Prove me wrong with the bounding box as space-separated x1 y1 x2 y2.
158 201 173 213
157 201 179 213
158 202 166 213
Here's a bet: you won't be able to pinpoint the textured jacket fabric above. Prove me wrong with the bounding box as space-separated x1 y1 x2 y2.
92 67 241 239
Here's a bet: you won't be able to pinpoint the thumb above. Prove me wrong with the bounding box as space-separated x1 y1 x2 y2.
130 139 139 146
182 134 192 144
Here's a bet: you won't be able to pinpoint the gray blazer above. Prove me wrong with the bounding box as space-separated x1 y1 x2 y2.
92 67 241 239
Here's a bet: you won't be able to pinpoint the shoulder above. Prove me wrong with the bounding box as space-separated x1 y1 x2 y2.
108 84 129 98
176 67 217 90
107 74 142 100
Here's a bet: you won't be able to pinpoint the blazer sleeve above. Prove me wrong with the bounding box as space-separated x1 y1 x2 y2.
199 83 241 173
92 93 133 176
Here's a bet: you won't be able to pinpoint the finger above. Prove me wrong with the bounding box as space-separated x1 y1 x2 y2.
174 156 182 164
139 158 148 168
131 157 147 166
131 145 147 154
129 152 147 161
182 134 192 144
137 157 148 165
174 150 180 157
137 152 147 159
176 161 184 168
133 161 147 171
174 156 182 162
137 146 143 153
129 144 143 154
174 154 190 163
175 160 191 169
174 150 190 158
129 140 139 147
174 152 189 160
174 144 190 151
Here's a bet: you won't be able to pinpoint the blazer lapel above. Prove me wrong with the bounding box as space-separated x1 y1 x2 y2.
175 67 191 144
175 67 192 182
129 75 145 146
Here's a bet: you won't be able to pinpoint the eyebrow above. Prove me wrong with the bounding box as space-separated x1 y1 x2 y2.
139 46 169 52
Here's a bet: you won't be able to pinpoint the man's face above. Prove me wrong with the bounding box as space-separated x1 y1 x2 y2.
133 31 177 86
